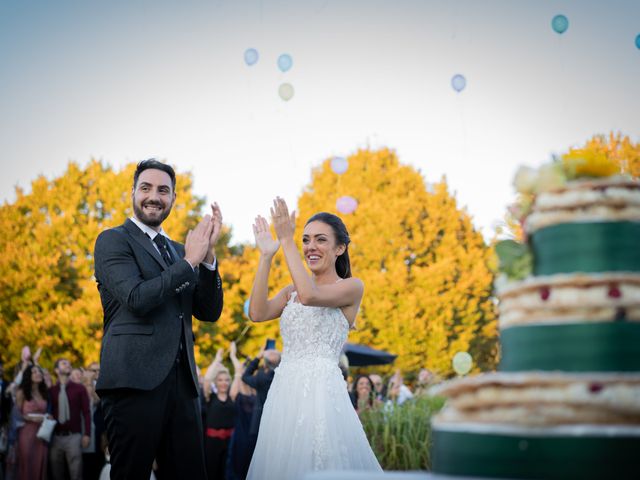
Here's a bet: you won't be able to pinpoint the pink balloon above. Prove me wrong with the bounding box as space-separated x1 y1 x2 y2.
336 196 358 214
330 156 348 174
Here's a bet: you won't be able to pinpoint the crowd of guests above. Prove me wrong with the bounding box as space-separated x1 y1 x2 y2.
348 366 439 416
0 347 104 480
0 344 439 480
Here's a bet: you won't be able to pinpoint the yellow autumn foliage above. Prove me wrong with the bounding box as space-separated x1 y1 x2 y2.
1 151 498 379
215 149 498 376
0 159 204 370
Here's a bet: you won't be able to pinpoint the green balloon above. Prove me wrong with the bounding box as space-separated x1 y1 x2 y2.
278 83 294 101
452 351 473 375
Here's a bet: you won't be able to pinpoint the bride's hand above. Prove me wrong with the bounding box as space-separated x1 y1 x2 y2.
253 215 280 257
270 197 296 242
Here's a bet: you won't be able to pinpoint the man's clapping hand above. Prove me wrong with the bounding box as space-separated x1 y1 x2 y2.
185 215 214 267
205 202 223 264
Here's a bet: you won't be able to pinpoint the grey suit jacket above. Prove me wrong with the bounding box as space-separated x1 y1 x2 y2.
94 219 223 394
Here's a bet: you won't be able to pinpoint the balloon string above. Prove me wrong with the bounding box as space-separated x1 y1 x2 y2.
234 323 251 344
220 323 252 357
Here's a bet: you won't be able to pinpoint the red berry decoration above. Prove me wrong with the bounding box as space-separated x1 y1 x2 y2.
540 286 551 301
589 383 604 394
608 284 622 299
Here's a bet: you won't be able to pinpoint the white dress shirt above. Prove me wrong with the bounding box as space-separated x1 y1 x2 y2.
130 217 216 271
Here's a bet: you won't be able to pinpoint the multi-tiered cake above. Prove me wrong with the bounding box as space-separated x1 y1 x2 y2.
430 153 640 479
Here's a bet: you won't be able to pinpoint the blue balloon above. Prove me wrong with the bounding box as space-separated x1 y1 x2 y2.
636 34 640 50
243 299 250 318
277 54 293 72
330 156 348 174
451 74 466 93
244 48 259 66
551 15 569 34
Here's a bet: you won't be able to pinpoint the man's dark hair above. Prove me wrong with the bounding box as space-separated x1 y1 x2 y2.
133 158 176 190
54 358 68 370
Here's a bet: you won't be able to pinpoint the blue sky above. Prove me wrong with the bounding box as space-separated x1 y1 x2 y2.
1 0 639 243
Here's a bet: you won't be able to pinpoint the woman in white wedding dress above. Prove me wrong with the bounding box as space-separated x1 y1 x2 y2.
245 198 382 480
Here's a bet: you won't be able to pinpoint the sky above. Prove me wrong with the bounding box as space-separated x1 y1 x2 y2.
1 0 639 244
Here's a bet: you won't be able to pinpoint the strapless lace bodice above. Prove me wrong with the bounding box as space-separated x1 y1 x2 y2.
279 292 349 364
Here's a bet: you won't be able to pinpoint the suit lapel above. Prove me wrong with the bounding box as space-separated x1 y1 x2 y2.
166 240 181 265
123 219 168 269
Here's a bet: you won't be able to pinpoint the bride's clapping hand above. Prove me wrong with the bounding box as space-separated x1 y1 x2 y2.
253 215 280 257
270 197 296 241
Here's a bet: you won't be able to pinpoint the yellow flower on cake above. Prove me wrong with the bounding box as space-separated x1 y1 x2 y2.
562 148 619 178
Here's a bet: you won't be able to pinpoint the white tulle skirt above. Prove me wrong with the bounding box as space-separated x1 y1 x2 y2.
246 356 383 480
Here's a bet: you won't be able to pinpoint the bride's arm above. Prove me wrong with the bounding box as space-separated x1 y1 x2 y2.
248 215 292 322
271 197 363 308
281 236 363 308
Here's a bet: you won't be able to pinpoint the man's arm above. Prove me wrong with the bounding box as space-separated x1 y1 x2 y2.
191 264 223 323
94 229 197 316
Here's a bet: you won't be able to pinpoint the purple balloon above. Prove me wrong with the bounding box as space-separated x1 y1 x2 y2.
336 196 358 215
330 156 348 174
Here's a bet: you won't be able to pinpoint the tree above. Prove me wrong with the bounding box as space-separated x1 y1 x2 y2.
0 160 204 369
226 148 498 375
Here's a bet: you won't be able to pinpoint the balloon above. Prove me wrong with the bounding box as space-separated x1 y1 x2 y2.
551 14 569 34
330 156 348 174
336 196 358 214
277 53 293 72
278 83 294 101
452 351 473 375
636 34 640 50
451 74 466 93
243 299 250 318
244 48 259 66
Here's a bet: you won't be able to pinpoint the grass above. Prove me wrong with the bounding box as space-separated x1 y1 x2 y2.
359 395 445 471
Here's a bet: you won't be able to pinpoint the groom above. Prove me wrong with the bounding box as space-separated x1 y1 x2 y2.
94 159 223 479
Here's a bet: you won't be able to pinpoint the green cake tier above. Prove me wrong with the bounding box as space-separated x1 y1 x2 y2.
499 322 640 372
531 221 640 276
432 424 640 479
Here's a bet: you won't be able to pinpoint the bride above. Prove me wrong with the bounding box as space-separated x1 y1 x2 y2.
245 197 382 479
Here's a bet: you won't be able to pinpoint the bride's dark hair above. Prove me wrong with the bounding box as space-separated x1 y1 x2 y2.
305 212 352 279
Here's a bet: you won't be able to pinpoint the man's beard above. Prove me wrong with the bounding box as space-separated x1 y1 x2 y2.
133 200 171 227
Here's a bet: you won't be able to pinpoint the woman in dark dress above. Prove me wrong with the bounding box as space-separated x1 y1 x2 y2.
204 368 236 480
225 342 256 480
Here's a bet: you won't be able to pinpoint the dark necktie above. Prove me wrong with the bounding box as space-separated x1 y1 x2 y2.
153 234 174 265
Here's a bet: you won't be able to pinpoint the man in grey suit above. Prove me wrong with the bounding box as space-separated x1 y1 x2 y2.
94 159 223 480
